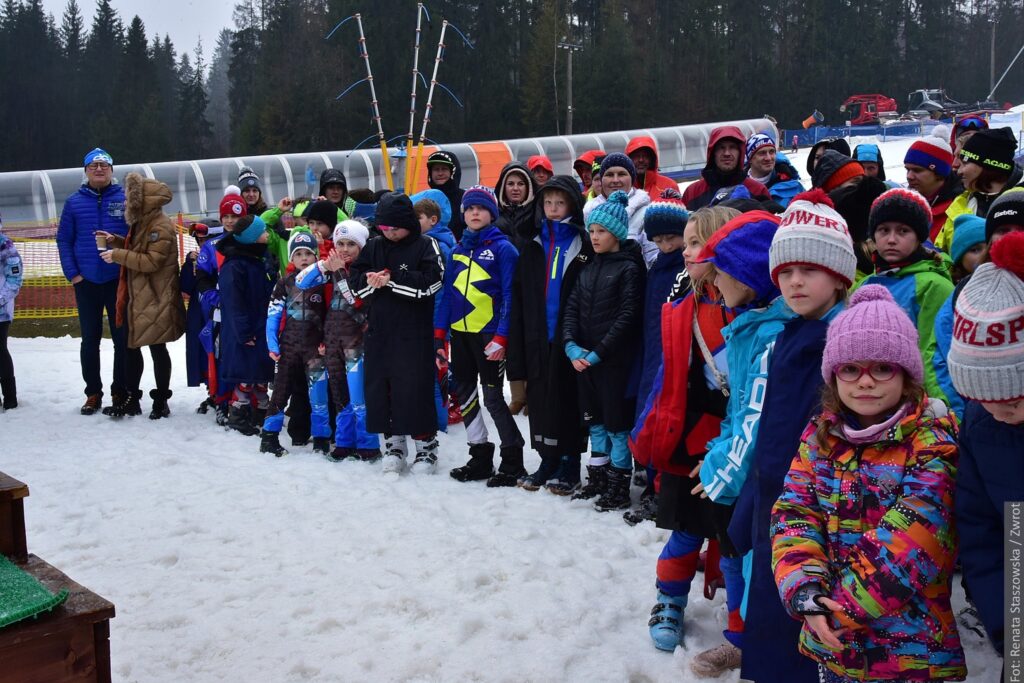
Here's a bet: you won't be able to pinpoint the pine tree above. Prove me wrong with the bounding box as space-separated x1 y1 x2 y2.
206 28 233 156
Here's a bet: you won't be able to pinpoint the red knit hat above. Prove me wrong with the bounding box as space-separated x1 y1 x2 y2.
220 194 247 219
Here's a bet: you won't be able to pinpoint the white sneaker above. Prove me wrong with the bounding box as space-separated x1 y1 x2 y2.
381 453 405 475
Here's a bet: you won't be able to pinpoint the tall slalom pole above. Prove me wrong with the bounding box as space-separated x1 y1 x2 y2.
410 20 448 193
404 4 429 192
354 14 394 190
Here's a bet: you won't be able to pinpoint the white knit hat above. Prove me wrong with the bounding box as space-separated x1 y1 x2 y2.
948 232 1024 402
770 188 857 286
333 219 369 248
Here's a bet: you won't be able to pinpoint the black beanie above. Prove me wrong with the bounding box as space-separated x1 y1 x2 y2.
374 192 420 231
829 175 888 243
306 199 338 227
868 188 933 243
319 168 347 194
960 127 1017 174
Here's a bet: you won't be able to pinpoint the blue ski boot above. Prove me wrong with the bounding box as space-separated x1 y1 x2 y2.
648 590 687 651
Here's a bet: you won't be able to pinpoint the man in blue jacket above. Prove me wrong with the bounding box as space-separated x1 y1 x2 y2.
57 148 129 415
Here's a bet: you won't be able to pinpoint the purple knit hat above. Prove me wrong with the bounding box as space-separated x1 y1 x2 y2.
821 284 923 382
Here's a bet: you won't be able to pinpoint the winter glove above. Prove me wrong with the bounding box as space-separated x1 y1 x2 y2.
791 583 833 616
508 380 527 416
584 351 601 366
565 341 588 362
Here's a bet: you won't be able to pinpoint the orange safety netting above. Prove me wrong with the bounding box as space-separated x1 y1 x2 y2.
9 213 200 320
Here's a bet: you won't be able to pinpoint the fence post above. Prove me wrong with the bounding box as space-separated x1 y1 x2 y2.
177 211 185 263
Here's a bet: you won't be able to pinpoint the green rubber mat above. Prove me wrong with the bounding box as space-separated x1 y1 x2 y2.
0 555 69 629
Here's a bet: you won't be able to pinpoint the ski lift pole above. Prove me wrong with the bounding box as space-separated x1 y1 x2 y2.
354 14 394 190
410 21 449 192
404 4 429 191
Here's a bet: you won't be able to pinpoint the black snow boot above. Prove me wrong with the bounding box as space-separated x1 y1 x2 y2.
487 446 527 488
227 405 260 436
259 430 288 457
215 402 229 426
1 377 16 409
595 467 633 512
623 489 658 526
196 397 212 414
250 407 267 436
450 442 495 482
313 436 332 455
104 390 143 417
571 462 608 501
149 389 172 420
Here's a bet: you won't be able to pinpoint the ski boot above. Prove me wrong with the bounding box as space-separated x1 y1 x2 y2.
411 436 440 474
649 591 687 651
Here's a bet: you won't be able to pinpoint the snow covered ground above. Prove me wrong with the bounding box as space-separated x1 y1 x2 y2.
0 336 1003 682
1 134 1006 681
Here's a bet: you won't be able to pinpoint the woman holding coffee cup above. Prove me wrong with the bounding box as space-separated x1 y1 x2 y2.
98 172 185 419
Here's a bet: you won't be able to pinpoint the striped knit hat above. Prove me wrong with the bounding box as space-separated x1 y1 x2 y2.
948 231 1024 402
745 133 775 164
770 189 856 286
822 284 923 383
643 198 690 239
461 185 499 222
588 190 630 241
904 137 953 178
696 210 782 302
869 188 932 243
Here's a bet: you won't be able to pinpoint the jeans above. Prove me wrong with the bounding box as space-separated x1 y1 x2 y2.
73 279 126 397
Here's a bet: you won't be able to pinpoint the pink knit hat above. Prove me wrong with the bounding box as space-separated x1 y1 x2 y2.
822 284 923 382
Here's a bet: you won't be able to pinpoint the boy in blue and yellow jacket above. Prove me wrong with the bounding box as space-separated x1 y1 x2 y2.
440 185 526 487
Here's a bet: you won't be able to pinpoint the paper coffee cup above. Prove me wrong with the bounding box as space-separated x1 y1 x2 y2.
95 233 107 250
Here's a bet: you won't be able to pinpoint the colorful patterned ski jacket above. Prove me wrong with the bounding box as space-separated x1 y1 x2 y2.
771 398 966 682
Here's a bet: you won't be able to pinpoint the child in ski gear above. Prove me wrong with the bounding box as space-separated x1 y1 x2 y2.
772 284 965 682
349 192 443 475
854 188 954 404
631 206 737 656
563 190 646 511
685 210 793 675
259 230 329 457
412 191 459 430
441 185 526 487
948 213 986 283
948 231 1024 657
296 220 380 461
507 176 592 494
0 214 22 409
627 197 690 523
218 214 276 436
727 190 854 683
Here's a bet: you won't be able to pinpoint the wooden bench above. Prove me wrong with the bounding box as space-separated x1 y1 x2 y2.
0 472 28 562
0 472 115 683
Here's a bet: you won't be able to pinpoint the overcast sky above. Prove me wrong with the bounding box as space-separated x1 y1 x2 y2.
41 0 234 59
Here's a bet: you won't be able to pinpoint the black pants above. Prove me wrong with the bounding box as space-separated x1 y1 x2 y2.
450 331 524 449
0 321 12 380
126 344 171 394
73 279 127 397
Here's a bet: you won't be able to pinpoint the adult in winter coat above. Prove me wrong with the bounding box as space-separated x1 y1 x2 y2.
682 126 771 211
507 175 592 490
319 168 357 220
56 147 129 415
427 150 466 241
238 166 269 216
349 192 444 439
0 216 22 409
805 137 851 176
101 173 186 418
583 153 657 266
494 161 539 243
937 127 1022 251
903 136 962 242
573 149 604 195
626 135 680 199
744 133 805 208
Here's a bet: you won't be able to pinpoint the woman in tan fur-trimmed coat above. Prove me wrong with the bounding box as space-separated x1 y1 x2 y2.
99 172 185 418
